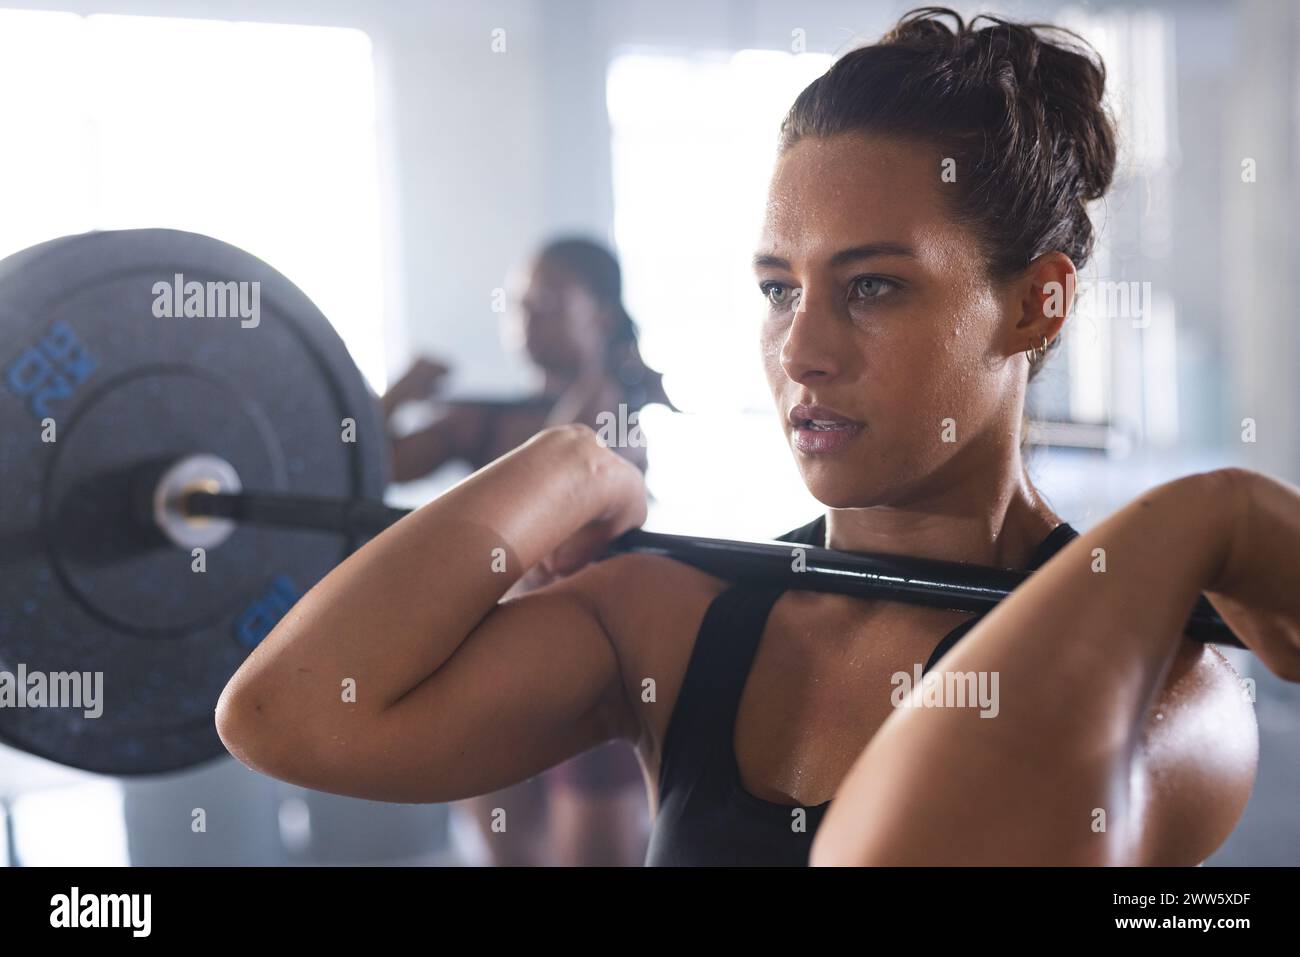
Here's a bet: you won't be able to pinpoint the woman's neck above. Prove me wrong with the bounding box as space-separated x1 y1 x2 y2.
539 363 609 398
824 449 1059 569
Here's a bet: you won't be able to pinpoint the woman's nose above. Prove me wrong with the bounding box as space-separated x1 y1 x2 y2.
778 287 843 384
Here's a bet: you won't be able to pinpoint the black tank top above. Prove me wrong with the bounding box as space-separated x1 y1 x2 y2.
644 514 1080 866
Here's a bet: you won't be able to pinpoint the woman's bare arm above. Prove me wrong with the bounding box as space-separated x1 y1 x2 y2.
811 468 1299 866
215 423 648 803
1128 639 1257 865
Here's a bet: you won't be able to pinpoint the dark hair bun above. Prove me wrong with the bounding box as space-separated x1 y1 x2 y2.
884 7 1115 202
781 6 1117 280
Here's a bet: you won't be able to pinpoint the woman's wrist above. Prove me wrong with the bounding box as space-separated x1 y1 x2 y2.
444 423 638 582
1131 469 1240 596
1182 468 1251 596
541 422 637 521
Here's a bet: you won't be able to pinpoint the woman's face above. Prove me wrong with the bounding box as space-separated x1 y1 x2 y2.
509 257 609 374
757 132 1040 509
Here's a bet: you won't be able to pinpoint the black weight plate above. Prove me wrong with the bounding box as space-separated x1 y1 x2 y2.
0 229 387 774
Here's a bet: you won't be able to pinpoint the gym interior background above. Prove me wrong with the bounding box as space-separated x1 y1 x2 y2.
0 0 1295 865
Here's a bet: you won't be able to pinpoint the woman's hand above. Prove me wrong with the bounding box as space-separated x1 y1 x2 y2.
382 356 453 415
504 425 647 597
1202 467 1300 681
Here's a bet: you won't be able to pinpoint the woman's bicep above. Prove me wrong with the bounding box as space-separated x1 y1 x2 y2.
1131 640 1259 865
249 569 633 804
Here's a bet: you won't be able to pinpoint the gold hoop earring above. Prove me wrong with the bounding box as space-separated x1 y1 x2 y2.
1025 335 1049 364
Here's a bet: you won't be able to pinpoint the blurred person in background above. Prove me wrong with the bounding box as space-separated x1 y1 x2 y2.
381 237 675 865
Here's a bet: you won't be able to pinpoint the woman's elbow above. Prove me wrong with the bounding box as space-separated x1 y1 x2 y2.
216 676 409 800
215 681 267 767
215 678 309 779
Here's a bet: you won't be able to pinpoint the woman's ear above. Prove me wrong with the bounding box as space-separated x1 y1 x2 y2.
1011 251 1075 353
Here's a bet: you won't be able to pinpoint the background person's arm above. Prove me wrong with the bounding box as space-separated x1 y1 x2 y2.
386 405 490 482
382 356 488 481
380 356 451 419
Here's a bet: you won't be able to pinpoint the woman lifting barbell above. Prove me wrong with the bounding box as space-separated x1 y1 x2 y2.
214 7 1300 866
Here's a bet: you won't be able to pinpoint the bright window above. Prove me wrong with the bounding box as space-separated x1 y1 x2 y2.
0 9 387 391
607 48 834 538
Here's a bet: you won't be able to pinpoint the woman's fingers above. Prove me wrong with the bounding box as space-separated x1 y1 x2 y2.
540 444 648 579
406 356 453 395
389 356 453 405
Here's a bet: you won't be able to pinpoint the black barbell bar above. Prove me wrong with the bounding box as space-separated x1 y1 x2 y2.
180 488 1243 648
186 487 411 537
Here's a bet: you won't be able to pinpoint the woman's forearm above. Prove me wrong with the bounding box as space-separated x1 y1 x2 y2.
812 471 1238 866
219 424 615 720
1202 469 1300 680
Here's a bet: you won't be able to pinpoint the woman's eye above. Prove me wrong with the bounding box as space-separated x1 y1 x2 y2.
760 282 793 307
851 276 895 300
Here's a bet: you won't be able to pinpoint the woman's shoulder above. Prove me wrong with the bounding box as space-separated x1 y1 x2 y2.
1134 638 1258 864
576 550 733 647
563 550 734 752
566 515 827 685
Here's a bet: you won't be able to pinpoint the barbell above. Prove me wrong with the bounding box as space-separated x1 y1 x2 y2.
178 484 1233 639
0 228 1240 777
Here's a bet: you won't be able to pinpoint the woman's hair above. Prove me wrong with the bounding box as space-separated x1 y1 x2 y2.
778 6 1117 384
536 236 678 413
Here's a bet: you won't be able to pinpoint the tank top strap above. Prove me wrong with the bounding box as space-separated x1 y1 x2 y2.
923 522 1081 674
775 513 827 548
657 580 786 798
1025 522 1080 570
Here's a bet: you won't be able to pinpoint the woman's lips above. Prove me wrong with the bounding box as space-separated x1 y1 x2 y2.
788 403 864 455
791 419 864 455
